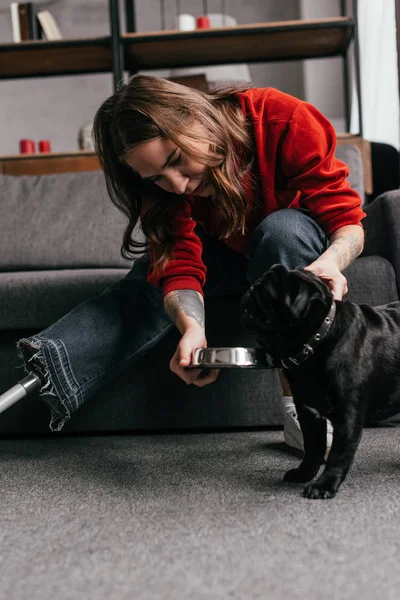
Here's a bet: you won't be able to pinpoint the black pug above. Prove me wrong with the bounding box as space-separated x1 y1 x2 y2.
241 264 400 499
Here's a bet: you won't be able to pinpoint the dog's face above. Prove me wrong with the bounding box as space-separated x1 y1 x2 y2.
241 265 332 355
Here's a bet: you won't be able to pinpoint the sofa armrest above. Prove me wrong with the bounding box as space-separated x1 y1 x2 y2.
362 190 400 294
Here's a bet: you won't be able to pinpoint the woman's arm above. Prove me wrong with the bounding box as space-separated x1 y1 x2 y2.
305 224 365 300
316 224 364 271
164 289 205 335
164 289 219 387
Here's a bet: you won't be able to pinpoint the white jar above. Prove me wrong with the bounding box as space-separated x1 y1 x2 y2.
177 14 196 31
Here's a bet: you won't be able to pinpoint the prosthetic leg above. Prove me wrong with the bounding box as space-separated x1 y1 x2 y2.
0 372 43 414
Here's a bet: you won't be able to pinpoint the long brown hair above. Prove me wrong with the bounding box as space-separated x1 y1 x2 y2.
92 74 255 272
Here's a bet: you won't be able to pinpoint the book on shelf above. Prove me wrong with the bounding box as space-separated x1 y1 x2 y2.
10 3 62 42
10 3 21 42
18 3 41 40
37 9 62 40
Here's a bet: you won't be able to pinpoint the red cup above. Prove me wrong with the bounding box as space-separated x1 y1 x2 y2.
19 139 36 154
38 140 52 153
196 16 210 29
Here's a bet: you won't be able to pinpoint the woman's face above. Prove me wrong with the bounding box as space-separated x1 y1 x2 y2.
125 134 214 197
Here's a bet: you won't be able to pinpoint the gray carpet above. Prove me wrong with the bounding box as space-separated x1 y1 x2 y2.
1 426 399 600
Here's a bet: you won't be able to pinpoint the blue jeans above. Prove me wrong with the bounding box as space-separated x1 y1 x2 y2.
16 209 328 431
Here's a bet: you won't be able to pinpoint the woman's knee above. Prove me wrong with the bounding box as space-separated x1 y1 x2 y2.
246 209 328 282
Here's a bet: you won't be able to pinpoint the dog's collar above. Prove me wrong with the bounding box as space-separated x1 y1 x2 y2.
276 301 336 369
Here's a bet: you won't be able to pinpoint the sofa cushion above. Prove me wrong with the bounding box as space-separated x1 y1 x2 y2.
0 171 140 270
0 269 129 330
343 256 398 305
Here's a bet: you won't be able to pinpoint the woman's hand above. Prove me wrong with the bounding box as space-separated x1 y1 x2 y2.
304 224 364 301
169 325 220 387
305 259 348 301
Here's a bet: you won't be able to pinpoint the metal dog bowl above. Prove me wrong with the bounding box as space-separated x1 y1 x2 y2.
185 347 271 369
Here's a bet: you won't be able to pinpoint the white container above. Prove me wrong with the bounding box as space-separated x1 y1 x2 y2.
177 14 196 31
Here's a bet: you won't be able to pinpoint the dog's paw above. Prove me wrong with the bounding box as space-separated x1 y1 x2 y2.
303 483 337 499
283 466 318 483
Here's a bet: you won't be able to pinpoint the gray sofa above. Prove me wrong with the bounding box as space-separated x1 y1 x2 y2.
1 144 399 435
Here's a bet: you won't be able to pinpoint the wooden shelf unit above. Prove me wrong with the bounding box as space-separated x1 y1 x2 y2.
0 37 112 79
123 17 354 70
0 17 353 79
0 0 361 159
0 152 100 176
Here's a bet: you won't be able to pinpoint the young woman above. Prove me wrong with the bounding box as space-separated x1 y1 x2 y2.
17 74 366 449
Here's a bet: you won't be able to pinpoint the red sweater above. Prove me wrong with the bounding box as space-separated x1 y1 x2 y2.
147 87 366 296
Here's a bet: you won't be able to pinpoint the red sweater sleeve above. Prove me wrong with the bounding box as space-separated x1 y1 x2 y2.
280 101 366 236
146 198 206 296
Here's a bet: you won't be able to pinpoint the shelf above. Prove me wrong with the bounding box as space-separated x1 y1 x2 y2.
0 18 354 79
0 151 100 175
0 37 112 79
123 17 354 70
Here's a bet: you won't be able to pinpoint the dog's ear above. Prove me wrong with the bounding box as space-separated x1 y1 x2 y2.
267 268 325 321
265 266 307 318
259 265 309 321
261 264 289 302
288 281 311 319
289 280 327 319
289 273 329 320
269 264 289 280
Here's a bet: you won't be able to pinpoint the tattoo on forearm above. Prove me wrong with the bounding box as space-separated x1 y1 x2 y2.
328 232 363 270
165 290 205 329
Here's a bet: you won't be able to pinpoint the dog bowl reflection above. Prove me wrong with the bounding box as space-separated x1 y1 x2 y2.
189 347 269 369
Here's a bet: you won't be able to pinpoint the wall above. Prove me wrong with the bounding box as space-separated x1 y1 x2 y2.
0 0 112 155
299 0 345 132
0 0 304 155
